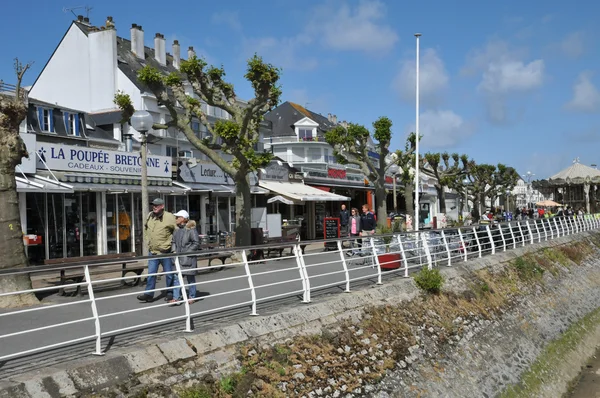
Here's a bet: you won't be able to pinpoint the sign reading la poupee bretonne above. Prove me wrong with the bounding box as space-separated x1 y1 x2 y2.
36 143 172 178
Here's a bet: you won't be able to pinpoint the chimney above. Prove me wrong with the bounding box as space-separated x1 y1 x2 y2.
188 46 196 60
154 33 166 65
327 113 332 122
341 121 348 128
130 24 145 59
332 115 337 124
83 17 90 24
77 15 84 22
105 16 115 29
172 40 181 69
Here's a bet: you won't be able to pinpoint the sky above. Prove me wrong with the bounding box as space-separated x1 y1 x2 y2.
1 0 599 179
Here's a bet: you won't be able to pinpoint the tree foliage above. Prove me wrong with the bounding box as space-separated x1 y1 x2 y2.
464 162 519 217
420 152 469 214
115 54 282 246
325 117 400 226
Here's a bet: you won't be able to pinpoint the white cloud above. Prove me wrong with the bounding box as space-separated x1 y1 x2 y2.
558 31 585 58
463 40 544 124
312 0 398 53
409 110 473 148
393 48 448 105
211 11 242 32
565 71 600 113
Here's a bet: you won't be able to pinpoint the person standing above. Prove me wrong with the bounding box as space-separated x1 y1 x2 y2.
169 210 200 306
348 208 362 256
360 204 376 235
137 198 177 303
339 204 350 241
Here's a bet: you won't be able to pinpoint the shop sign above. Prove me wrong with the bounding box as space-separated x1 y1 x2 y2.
328 168 347 179
36 142 171 178
261 163 289 181
178 161 233 184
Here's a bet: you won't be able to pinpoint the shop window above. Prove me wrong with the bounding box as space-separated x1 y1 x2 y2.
25 193 46 265
64 193 81 258
47 194 65 259
82 192 98 256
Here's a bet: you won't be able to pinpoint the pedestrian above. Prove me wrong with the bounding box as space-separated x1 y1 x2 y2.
339 204 350 238
169 210 200 306
347 208 362 256
137 198 177 303
360 204 376 236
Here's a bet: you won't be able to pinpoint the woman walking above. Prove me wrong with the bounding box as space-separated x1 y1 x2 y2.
169 210 200 306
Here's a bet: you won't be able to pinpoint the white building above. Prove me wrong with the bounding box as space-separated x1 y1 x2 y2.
512 177 549 209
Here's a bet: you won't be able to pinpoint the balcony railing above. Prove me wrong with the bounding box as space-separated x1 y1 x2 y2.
267 135 329 144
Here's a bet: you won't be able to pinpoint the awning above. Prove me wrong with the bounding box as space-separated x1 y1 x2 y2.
267 195 295 205
16 175 74 193
65 183 189 194
258 180 350 202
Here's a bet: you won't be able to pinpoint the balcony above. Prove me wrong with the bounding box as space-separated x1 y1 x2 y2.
267 135 329 144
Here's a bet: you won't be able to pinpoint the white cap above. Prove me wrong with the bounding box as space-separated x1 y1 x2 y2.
174 210 190 219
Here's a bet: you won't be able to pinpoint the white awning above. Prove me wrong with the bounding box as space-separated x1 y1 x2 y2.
258 180 350 202
267 195 295 205
16 175 74 193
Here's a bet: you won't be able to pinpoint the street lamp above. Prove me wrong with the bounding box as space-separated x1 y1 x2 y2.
414 32 421 232
131 110 154 255
389 164 400 212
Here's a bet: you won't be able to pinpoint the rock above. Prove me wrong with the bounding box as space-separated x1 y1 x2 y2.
247 349 257 357
344 345 351 353
360 350 368 356
399 360 407 368
337 348 344 354
294 364 303 369
328 378 337 386
333 390 341 398
364 366 371 374
316 387 324 396
356 329 364 336
312 366 321 373
294 373 305 380
385 349 393 355
361 338 371 345
341 384 348 391
428 327 435 333
371 334 379 340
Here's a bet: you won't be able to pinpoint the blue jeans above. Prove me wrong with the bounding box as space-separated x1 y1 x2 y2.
172 274 197 300
144 253 174 298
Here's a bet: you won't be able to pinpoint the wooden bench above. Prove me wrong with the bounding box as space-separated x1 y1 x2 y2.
265 235 307 257
44 252 140 296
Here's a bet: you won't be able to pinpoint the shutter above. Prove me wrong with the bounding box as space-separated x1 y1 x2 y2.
75 114 81 136
37 108 44 130
49 109 55 132
64 112 70 134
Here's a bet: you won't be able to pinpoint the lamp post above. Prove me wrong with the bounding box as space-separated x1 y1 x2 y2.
389 164 400 212
414 32 421 232
131 110 154 255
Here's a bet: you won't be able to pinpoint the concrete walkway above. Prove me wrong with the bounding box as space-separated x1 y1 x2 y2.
0 243 405 378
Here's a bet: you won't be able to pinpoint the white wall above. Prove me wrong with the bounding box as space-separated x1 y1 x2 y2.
29 24 91 110
89 29 118 111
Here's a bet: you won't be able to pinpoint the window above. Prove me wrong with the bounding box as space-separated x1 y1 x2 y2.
179 150 193 158
166 146 178 157
308 148 321 162
37 107 54 132
298 128 312 140
191 120 201 137
64 112 81 136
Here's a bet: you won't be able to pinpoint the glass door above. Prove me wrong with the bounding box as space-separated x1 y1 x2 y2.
82 192 98 256
64 193 81 258
116 193 133 253
47 194 65 259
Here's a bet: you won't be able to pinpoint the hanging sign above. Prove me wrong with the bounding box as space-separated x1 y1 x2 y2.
36 142 171 178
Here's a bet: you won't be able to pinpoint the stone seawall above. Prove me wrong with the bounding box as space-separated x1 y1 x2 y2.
1 233 600 398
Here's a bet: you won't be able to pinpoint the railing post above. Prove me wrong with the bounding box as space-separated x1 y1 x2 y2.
293 244 311 303
421 233 433 269
547 219 553 239
457 228 467 262
517 222 526 247
241 250 259 315
370 238 383 285
554 218 561 238
83 265 104 356
526 220 534 245
174 257 192 332
396 234 409 278
498 224 506 251
542 219 548 241
486 225 495 255
509 223 516 249
337 240 351 292
533 220 541 243
440 230 451 267
473 227 482 258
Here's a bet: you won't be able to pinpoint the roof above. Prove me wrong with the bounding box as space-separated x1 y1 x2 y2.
548 161 600 184
264 101 338 137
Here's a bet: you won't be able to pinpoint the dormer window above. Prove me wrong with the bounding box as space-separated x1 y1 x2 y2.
37 107 54 133
64 112 81 136
299 128 313 140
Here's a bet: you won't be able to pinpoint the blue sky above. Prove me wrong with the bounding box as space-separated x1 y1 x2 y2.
2 0 599 179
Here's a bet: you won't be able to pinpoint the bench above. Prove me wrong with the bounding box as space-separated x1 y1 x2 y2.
265 235 307 257
196 243 234 269
44 252 140 296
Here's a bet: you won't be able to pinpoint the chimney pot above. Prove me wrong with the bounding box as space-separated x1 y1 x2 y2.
173 40 181 69
327 113 332 122
154 33 166 65
131 23 137 28
188 46 196 59
107 16 113 22
83 17 90 23
77 15 84 21
332 115 338 124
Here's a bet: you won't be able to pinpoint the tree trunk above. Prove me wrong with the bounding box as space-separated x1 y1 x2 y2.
404 182 415 230
374 183 387 229
0 96 38 308
436 185 446 214
234 172 252 247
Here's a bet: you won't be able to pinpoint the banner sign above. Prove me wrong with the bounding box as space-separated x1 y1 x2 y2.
178 161 233 185
36 143 172 178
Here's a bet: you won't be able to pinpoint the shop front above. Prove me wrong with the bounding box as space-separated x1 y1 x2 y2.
18 140 187 264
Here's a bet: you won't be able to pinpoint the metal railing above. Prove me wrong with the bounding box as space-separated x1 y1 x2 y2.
0 214 598 364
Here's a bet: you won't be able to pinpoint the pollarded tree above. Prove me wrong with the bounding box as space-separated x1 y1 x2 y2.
420 152 469 214
0 59 38 308
487 164 519 208
115 55 281 247
465 162 496 219
326 117 408 227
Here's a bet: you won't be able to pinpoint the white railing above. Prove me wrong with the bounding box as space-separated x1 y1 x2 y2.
0 215 598 364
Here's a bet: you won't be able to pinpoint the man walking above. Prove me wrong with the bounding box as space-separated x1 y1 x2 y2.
137 198 177 303
360 204 376 235
340 204 350 238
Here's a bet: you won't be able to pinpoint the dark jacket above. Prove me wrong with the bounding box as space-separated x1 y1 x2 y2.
340 209 350 226
172 220 200 273
361 211 376 231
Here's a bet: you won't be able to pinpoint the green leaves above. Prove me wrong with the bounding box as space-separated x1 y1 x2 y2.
113 91 135 124
245 54 282 109
180 55 207 77
372 116 393 144
137 65 164 90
